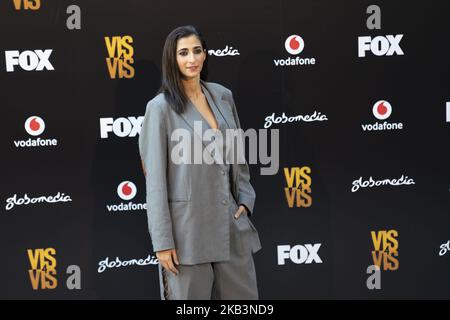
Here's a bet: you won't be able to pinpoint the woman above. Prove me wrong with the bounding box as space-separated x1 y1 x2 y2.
139 25 261 300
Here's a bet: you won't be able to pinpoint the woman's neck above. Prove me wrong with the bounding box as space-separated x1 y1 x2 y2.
182 77 203 99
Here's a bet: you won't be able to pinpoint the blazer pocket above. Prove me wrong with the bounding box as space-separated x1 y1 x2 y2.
245 215 258 232
234 214 252 232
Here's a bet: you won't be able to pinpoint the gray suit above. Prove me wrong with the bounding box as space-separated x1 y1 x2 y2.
138 80 261 266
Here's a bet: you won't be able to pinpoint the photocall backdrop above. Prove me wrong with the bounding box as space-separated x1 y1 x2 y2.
1 0 449 299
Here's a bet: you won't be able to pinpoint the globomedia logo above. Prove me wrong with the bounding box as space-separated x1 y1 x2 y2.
106 181 146 212
5 192 72 211
361 100 404 131
264 111 328 128
273 34 316 67
351 174 415 192
439 240 449 256
97 254 158 273
13 116 58 148
208 45 240 57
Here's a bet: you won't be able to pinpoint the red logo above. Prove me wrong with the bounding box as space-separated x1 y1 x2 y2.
372 100 392 120
117 181 137 200
25 116 45 136
285 35 305 55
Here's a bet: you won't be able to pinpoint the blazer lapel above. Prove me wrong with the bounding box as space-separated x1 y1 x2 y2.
201 81 240 193
201 80 236 131
178 81 240 197
178 82 224 163
179 80 237 152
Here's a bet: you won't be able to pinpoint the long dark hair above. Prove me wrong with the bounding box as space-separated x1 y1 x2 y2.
157 25 209 114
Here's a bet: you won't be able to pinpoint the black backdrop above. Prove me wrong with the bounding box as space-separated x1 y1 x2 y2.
1 0 449 299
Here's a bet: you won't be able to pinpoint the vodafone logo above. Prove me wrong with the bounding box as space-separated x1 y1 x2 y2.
25 116 45 136
117 181 137 200
106 181 146 213
285 35 304 55
362 100 403 132
273 34 315 67
372 100 392 120
13 116 58 148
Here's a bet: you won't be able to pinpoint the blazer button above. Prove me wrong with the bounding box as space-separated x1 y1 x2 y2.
220 170 225 175
221 199 228 205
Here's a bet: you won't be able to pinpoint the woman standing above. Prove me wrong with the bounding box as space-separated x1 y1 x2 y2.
139 25 261 300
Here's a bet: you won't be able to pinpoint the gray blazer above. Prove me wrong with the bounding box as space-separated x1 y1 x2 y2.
138 80 261 265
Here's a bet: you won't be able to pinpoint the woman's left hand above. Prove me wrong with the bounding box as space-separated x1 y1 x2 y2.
234 205 248 219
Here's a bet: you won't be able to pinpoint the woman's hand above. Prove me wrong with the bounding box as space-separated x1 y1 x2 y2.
234 205 248 219
156 248 179 276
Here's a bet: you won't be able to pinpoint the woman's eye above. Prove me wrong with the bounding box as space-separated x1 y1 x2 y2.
179 49 202 56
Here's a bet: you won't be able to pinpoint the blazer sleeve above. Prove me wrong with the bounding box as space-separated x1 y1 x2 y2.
138 99 175 252
228 90 257 216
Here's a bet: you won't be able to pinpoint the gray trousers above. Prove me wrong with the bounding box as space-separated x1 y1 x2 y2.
157 206 259 300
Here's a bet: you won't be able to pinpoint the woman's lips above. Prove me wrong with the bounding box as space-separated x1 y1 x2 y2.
187 66 198 70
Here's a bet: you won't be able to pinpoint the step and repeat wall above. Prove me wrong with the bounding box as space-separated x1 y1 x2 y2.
1 0 449 299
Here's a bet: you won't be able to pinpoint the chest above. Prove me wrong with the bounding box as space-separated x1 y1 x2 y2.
191 95 219 130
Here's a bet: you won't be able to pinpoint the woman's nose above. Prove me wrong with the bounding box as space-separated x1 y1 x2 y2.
188 51 196 62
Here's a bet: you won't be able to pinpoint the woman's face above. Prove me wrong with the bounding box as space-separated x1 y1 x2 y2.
176 35 206 80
